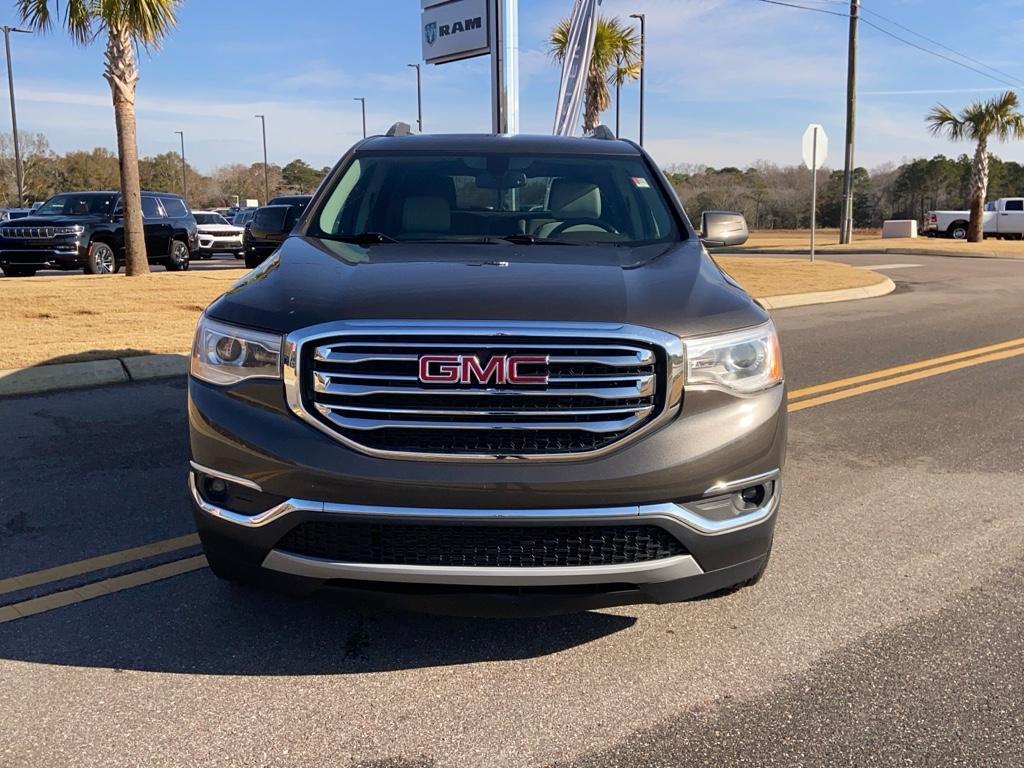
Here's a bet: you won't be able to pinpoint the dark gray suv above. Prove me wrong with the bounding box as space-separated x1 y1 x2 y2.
188 131 786 614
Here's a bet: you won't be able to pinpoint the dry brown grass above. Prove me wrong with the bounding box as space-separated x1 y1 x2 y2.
714 256 885 298
743 228 1024 257
0 270 247 369
0 258 886 369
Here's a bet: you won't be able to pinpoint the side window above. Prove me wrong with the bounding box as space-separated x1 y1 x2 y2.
140 196 163 219
1004 200 1024 212
160 197 189 217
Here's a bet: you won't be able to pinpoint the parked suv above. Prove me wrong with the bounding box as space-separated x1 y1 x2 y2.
0 191 196 276
242 195 312 269
189 132 786 614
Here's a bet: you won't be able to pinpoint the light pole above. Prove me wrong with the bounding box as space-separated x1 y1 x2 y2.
407 64 422 133
354 97 367 139
614 54 622 138
174 130 187 201
629 12 646 147
3 26 31 207
254 114 269 204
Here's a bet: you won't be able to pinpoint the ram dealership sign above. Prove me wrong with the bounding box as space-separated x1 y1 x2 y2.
422 0 490 64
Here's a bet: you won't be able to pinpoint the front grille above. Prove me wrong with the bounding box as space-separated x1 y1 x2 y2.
300 332 665 457
1 226 59 239
276 521 686 567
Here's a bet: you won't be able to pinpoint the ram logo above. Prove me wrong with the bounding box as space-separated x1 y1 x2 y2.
424 21 437 46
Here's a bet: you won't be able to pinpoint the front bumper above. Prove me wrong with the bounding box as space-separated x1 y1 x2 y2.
0 243 86 268
197 235 243 252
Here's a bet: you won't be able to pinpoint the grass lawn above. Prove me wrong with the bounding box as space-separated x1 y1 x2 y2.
0 257 888 370
740 228 1024 258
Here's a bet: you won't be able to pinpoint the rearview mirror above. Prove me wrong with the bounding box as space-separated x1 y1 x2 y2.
700 211 749 247
475 171 527 190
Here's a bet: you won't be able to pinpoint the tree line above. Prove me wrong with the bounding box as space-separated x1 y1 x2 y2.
0 132 329 210
665 153 1024 230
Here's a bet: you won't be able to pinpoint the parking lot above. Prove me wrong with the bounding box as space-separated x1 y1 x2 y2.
2 253 1023 767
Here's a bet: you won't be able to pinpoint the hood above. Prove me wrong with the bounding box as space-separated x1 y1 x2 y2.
206 235 768 338
0 214 107 228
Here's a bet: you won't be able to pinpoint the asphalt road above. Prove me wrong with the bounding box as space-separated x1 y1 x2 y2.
1 253 1023 767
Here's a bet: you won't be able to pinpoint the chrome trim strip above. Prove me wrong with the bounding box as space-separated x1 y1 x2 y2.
188 472 314 526
188 461 264 492
315 409 651 433
703 469 781 496
312 375 654 399
261 550 704 586
189 471 779 535
283 320 685 463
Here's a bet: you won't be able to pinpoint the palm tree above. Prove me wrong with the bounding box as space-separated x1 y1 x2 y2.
549 15 640 134
18 0 181 275
926 91 1024 242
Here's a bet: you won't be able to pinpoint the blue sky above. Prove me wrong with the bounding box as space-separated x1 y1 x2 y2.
9 0 1024 172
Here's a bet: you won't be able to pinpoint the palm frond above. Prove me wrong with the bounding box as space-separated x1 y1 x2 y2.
926 104 966 141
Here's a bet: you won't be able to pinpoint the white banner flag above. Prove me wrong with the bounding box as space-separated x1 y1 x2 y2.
552 0 601 136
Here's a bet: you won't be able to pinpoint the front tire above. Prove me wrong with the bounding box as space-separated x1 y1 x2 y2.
244 252 262 269
84 241 117 275
164 239 191 271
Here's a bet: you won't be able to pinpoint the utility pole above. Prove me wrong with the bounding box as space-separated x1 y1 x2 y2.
354 97 367 139
490 0 519 134
174 130 187 202
629 12 646 146
839 0 859 244
407 64 423 132
615 54 621 138
3 26 31 207
254 114 269 204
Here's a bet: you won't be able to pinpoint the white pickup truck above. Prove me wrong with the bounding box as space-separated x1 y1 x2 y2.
924 198 1024 240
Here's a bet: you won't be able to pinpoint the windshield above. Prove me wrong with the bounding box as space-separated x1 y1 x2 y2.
195 213 229 225
36 193 118 217
313 152 679 246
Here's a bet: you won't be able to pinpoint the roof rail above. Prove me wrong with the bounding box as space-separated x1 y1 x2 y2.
385 121 414 137
589 125 617 140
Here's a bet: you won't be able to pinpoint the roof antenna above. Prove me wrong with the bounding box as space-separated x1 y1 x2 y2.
589 125 616 140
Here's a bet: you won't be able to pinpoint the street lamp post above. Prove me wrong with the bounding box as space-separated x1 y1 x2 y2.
354 97 367 139
629 12 646 147
407 64 422 133
3 26 31 206
614 54 621 138
254 114 269 204
174 130 187 202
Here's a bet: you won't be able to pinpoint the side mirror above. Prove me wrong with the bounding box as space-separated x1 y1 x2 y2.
700 211 749 247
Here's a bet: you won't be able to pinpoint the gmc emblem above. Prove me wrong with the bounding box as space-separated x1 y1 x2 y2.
418 355 549 385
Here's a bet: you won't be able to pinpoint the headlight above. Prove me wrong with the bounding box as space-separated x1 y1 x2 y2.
190 315 282 385
684 322 783 393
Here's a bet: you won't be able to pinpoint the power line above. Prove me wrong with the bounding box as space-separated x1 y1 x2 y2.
752 0 1024 92
858 5 1024 90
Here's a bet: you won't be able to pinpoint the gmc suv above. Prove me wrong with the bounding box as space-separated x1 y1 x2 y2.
188 132 786 614
0 190 197 276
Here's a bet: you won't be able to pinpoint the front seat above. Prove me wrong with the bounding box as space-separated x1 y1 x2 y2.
400 195 451 240
535 180 604 238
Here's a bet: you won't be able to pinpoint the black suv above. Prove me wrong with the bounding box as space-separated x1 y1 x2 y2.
189 132 785 614
0 191 197 276
242 195 312 269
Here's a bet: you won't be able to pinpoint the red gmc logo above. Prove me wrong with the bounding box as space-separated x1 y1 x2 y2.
418 355 549 385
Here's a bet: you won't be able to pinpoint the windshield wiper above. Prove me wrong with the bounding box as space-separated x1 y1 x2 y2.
328 232 399 244
493 234 583 246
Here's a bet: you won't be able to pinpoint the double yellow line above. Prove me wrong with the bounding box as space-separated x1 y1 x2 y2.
787 336 1024 412
3 335 1024 625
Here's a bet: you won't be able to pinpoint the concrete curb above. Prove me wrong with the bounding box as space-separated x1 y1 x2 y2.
0 353 188 399
0 274 895 399
719 246 1024 261
758 276 896 310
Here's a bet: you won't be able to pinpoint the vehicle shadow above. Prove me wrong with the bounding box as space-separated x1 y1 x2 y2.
0 569 637 675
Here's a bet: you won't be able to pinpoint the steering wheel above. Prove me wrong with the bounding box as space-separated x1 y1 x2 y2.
548 219 618 237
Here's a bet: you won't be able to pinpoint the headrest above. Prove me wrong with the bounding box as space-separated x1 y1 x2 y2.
402 196 451 233
549 180 602 218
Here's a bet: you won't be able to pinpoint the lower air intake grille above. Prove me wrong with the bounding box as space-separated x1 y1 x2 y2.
276 521 686 568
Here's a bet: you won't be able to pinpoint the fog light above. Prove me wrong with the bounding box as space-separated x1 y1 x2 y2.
204 476 229 501
740 485 766 507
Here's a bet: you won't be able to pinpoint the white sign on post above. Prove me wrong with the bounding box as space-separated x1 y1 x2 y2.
802 124 828 262
422 0 491 65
